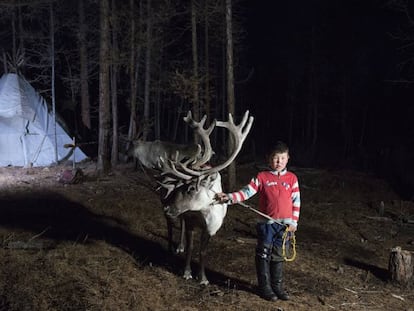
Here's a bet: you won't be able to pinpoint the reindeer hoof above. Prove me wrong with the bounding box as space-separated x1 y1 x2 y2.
183 270 192 280
175 245 185 254
198 273 209 286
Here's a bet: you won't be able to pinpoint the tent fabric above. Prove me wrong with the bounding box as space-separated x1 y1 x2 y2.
0 73 87 167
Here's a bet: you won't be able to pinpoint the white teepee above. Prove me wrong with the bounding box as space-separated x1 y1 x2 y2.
0 73 87 167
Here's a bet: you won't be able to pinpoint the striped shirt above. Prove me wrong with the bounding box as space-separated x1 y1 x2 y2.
227 168 301 227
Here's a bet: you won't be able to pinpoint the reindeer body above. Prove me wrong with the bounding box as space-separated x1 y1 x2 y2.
164 172 227 284
163 172 226 242
128 140 200 169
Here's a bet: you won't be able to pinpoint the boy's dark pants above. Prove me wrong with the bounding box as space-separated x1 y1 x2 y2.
255 222 290 301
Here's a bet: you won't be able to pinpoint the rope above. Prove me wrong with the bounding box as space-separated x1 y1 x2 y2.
282 226 296 262
236 201 297 262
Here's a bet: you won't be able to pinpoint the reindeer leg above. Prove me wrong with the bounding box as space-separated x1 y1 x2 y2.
165 215 175 254
176 217 185 253
198 229 211 285
183 226 194 280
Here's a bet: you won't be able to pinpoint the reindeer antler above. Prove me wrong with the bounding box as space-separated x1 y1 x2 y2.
158 156 193 181
213 110 254 171
183 111 216 168
156 176 186 200
158 111 253 181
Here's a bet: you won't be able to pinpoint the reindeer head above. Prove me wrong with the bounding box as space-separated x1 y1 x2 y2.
157 111 254 218
162 172 222 218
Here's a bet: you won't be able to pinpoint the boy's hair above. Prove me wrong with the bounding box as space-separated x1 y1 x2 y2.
268 141 289 159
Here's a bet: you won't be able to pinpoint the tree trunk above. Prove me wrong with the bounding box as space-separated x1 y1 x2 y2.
111 0 119 166
191 0 200 143
154 45 163 140
2 51 7 73
143 0 152 141
388 246 413 288
127 0 137 143
11 8 16 64
225 0 236 190
97 0 111 173
18 3 24 64
50 3 58 164
204 0 210 116
78 0 91 130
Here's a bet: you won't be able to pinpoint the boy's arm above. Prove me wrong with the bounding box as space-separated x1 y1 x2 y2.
290 177 301 228
215 177 259 204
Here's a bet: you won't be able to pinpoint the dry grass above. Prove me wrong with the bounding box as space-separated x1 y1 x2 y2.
0 162 413 311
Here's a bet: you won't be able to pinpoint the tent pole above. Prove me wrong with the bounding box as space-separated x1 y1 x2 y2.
73 137 76 170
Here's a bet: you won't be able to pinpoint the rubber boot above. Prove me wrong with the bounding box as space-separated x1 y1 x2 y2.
255 247 278 301
270 261 290 300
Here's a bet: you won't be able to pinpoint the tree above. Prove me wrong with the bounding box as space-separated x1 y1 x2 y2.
203 0 210 116
78 0 91 130
49 2 58 163
225 0 236 189
191 0 200 136
110 0 119 166
97 0 111 173
127 0 139 145
143 0 152 141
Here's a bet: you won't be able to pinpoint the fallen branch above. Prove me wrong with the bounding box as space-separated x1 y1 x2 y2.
28 226 50 241
391 293 405 301
344 287 358 294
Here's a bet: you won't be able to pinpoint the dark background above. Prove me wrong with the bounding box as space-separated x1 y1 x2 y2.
1 0 414 198
243 1 414 199
245 1 404 156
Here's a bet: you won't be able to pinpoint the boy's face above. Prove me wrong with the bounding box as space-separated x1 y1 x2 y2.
269 152 289 172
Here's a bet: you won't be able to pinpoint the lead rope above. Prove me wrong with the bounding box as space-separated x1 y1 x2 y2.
282 226 296 262
236 201 297 262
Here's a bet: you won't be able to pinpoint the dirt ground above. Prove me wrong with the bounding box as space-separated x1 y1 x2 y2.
0 161 413 311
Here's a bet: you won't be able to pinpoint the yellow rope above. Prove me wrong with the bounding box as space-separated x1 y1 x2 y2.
235 202 297 262
282 226 296 262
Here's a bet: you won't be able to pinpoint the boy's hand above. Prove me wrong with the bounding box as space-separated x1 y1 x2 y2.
288 225 297 232
214 193 229 203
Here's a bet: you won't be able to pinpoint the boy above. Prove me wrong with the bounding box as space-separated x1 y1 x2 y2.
215 141 301 301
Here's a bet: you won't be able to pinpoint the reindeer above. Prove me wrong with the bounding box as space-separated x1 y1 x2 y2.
127 128 206 255
156 111 254 285
127 139 201 170
126 140 197 255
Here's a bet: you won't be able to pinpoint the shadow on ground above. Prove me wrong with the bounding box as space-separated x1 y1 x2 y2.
0 190 254 293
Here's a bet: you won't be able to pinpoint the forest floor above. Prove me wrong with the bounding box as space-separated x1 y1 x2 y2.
0 161 413 311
